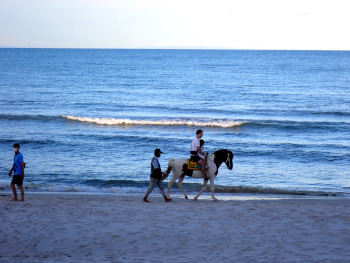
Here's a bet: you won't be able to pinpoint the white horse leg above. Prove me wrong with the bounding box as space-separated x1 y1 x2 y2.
210 178 217 201
177 174 188 199
194 179 208 201
166 176 177 198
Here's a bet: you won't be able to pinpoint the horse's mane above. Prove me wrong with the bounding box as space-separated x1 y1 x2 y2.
212 149 231 167
213 149 229 155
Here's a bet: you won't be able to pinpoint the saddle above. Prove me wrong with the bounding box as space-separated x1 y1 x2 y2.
187 159 208 171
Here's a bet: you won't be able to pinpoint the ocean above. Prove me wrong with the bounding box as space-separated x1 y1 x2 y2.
1 48 349 197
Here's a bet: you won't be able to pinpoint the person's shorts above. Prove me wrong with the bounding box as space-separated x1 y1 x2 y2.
190 155 201 162
11 174 23 187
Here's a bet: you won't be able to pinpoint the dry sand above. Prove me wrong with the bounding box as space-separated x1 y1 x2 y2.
1 193 350 263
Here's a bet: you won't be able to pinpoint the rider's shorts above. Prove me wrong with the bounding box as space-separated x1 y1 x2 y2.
190 155 201 162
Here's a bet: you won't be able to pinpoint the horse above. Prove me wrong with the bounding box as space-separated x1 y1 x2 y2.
165 149 233 201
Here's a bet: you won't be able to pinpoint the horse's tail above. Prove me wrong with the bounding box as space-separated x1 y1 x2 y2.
165 158 175 176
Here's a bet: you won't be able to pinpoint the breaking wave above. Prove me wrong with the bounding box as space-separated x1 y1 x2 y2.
62 115 247 128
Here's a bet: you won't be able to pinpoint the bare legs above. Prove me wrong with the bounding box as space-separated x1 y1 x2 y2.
198 159 206 179
10 184 24 201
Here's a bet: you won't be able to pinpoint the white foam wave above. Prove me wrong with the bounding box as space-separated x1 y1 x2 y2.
62 115 247 128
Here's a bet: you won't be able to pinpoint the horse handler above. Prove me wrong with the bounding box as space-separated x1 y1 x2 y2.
143 149 172 203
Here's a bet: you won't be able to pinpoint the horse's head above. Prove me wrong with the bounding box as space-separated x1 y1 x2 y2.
225 150 234 170
214 149 233 170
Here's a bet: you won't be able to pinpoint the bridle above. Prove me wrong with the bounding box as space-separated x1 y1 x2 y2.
207 156 215 163
226 154 232 168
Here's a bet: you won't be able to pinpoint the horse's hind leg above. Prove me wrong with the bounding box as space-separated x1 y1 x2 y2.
177 174 188 199
194 179 208 201
166 176 177 198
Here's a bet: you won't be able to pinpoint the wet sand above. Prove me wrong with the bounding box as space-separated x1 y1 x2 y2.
1 193 350 262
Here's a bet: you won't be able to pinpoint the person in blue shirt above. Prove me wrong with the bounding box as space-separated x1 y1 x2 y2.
143 149 172 203
8 143 25 201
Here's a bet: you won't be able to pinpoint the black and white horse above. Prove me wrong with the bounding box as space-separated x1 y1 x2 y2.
165 149 233 201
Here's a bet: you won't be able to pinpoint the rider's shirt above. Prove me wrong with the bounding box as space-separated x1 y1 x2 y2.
191 137 200 156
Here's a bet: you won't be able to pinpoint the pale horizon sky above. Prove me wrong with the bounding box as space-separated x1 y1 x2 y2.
1 0 349 50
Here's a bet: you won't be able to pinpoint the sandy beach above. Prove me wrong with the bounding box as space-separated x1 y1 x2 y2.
1 193 350 263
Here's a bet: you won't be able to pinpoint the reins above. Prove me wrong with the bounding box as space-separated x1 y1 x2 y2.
207 156 215 163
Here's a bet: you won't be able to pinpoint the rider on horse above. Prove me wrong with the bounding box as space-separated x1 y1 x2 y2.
191 130 207 179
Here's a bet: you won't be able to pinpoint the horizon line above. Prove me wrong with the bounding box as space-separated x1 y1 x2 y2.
1 46 349 52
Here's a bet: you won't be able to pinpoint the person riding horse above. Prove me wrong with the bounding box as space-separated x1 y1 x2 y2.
166 149 234 201
191 130 207 179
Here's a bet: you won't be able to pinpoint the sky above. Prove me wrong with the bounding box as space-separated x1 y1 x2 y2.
0 0 349 50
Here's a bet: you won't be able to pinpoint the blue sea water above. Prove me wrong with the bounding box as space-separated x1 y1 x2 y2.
1 48 350 196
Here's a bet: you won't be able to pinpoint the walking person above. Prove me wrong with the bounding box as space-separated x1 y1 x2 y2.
143 149 172 202
9 143 25 201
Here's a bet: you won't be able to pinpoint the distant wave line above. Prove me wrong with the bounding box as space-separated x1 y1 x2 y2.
62 115 247 128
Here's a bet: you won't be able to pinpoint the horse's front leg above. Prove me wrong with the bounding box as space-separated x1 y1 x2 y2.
177 174 188 199
194 179 208 201
210 178 217 201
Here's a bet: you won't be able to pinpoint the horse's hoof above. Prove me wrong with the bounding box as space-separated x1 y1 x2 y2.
194 197 198 201
185 196 188 199
213 198 218 201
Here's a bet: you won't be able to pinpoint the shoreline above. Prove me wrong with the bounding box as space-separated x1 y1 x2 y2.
1 192 350 262
1 178 347 198
0 190 348 200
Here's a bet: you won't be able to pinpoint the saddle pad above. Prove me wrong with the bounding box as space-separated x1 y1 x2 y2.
187 159 208 171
